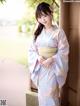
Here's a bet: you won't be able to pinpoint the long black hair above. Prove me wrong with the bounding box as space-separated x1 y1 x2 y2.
34 2 53 41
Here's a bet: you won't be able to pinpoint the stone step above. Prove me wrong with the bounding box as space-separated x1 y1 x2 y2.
26 90 38 106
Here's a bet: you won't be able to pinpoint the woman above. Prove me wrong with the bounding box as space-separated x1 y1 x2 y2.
28 2 69 106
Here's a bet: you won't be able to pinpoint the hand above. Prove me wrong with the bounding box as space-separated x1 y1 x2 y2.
42 57 54 68
38 56 46 64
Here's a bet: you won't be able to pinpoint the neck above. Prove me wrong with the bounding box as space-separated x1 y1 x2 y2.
44 24 53 30
44 25 53 31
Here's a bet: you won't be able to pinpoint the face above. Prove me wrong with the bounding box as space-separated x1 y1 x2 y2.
37 12 52 27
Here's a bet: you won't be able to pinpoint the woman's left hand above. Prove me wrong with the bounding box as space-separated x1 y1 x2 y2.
42 57 54 68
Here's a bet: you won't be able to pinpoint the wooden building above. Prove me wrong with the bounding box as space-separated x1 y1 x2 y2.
59 1 80 106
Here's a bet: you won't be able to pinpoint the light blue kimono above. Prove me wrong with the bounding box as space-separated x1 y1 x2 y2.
28 25 69 106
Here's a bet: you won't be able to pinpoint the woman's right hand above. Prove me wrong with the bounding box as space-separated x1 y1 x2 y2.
38 56 54 68
38 56 46 64
42 57 54 68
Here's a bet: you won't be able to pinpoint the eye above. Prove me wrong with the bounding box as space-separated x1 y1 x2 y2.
37 14 47 19
43 14 47 17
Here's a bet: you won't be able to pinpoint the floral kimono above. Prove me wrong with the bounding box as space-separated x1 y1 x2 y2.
28 25 69 106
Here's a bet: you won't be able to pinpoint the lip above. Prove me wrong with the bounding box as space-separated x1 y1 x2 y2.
43 21 47 24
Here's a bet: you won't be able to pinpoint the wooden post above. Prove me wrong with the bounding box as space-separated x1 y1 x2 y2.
60 1 80 106
59 1 70 106
77 5 80 106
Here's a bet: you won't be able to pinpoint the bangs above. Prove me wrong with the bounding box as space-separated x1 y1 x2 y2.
35 2 52 19
36 10 49 18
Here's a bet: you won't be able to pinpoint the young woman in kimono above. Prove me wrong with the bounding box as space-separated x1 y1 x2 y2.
28 2 69 106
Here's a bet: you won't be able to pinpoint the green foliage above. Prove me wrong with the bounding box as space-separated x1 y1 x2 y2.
26 0 59 8
0 0 6 4
17 17 36 34
26 0 53 7
17 4 36 34
53 1 60 23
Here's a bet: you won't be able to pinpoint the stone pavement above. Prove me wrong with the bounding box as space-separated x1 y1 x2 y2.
0 58 30 106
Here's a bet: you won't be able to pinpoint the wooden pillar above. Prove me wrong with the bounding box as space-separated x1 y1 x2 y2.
60 1 80 106
59 0 70 37
77 5 80 106
59 1 70 106
68 3 79 106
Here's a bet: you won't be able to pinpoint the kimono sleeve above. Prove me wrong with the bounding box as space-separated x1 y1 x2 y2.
53 28 69 89
28 40 40 74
